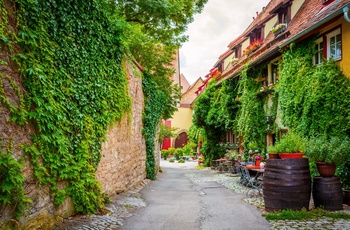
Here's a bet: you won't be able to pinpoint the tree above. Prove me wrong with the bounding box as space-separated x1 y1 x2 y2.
112 0 207 119
114 0 208 46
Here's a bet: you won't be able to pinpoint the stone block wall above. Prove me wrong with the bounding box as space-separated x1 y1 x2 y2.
95 61 147 195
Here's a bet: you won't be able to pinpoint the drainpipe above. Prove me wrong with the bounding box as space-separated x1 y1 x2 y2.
344 6 350 23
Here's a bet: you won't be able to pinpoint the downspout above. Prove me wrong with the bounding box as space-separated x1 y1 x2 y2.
344 6 350 23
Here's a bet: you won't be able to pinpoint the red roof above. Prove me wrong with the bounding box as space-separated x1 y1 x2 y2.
218 0 350 82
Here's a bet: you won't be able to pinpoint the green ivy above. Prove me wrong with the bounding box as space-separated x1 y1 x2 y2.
3 0 132 214
192 80 227 164
237 64 267 152
277 38 350 137
0 143 31 220
142 72 166 179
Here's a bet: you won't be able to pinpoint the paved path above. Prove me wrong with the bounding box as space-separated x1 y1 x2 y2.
55 159 350 230
121 160 270 230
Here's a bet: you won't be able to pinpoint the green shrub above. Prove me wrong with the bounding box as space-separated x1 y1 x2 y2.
273 131 305 153
168 147 176 156
169 158 175 163
174 148 183 160
178 158 185 163
182 144 192 156
161 149 170 159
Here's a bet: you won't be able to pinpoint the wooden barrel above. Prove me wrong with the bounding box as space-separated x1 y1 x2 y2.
313 177 343 211
263 158 311 212
344 190 350 206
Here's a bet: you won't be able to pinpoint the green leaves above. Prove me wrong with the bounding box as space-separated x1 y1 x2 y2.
0 152 31 220
278 38 350 137
142 72 166 179
9 0 131 214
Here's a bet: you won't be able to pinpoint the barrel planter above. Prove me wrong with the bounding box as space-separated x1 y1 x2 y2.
313 177 343 211
344 190 350 206
263 158 311 212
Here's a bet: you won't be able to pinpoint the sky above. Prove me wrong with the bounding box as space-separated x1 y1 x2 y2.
180 0 271 84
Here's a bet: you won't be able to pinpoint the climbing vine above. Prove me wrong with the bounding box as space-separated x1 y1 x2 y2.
142 72 166 179
277 37 350 137
237 64 267 152
0 141 31 220
1 0 132 214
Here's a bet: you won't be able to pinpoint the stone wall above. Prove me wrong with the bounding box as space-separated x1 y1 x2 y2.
95 61 147 195
0 58 150 228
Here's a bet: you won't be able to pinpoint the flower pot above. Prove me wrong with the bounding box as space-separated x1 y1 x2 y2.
255 160 261 166
268 153 280 159
316 162 336 177
279 153 304 159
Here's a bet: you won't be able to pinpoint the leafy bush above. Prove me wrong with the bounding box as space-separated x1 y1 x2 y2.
182 144 192 156
178 158 185 163
169 158 175 163
168 147 176 156
305 135 350 165
174 148 183 160
273 131 305 153
161 150 170 159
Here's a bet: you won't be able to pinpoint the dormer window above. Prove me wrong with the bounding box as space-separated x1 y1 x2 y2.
250 26 264 43
270 1 292 25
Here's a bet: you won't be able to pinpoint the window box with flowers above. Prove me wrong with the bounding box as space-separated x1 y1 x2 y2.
230 58 239 66
257 83 275 97
271 23 287 37
243 39 263 56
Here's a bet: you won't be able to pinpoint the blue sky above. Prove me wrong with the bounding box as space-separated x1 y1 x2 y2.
180 0 270 84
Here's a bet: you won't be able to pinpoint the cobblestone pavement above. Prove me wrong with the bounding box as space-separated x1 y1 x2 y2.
55 161 350 230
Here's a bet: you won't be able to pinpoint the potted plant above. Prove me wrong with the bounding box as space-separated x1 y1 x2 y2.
267 145 279 159
273 131 305 158
243 39 263 55
254 154 263 166
271 23 287 36
305 135 350 177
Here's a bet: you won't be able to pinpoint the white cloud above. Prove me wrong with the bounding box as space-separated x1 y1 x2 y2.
180 0 271 84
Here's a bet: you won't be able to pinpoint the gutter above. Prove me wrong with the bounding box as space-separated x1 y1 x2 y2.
344 6 350 23
279 3 350 48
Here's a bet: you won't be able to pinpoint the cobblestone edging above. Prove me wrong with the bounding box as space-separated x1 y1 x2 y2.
185 170 350 230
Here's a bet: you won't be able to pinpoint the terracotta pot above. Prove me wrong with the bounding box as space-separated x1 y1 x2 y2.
316 162 336 177
279 152 304 159
255 160 261 166
268 153 280 159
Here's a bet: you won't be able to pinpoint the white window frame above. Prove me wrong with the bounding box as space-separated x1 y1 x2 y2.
326 28 341 61
314 37 323 65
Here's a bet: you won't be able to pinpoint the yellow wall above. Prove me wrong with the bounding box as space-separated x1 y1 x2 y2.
224 52 236 70
340 18 350 77
170 107 193 134
291 0 305 19
265 15 278 38
241 38 250 55
319 17 350 77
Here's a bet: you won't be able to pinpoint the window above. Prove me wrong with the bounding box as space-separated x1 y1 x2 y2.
271 62 279 84
326 28 341 60
225 131 239 145
314 38 324 65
